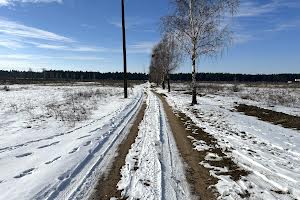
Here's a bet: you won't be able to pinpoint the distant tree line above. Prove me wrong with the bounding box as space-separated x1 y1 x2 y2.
171 73 300 82
0 70 299 83
0 70 148 82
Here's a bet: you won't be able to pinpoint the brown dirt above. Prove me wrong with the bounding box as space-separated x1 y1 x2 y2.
89 102 147 200
155 92 250 199
236 104 300 130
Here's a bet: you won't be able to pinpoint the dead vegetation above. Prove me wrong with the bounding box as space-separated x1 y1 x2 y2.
236 104 300 130
45 88 127 125
1 85 10 91
4 85 132 127
240 89 299 108
173 82 300 108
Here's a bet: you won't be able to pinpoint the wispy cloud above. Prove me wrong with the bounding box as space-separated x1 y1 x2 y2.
267 19 300 32
238 0 300 17
128 41 156 54
33 41 156 54
80 23 96 29
233 0 300 45
0 0 62 7
0 18 73 42
0 38 24 49
0 53 104 71
31 43 107 52
233 33 255 44
109 18 156 32
0 53 104 61
0 17 156 57
0 18 112 53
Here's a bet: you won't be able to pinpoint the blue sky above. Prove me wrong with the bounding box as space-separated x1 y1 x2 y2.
0 0 299 74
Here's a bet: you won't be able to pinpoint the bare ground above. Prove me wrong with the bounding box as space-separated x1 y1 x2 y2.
155 92 250 199
88 102 147 200
236 104 300 130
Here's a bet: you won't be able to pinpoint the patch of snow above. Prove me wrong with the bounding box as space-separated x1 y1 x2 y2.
205 153 223 162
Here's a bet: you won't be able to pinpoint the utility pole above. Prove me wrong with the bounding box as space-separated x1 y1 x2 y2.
122 0 128 98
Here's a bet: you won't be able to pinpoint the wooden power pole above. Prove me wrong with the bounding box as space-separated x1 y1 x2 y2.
122 0 128 98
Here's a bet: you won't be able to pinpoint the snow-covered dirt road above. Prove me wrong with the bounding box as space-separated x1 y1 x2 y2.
0 84 144 200
117 91 191 200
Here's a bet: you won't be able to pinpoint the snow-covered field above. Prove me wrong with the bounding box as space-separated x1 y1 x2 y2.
1 81 299 200
0 83 144 200
158 83 300 200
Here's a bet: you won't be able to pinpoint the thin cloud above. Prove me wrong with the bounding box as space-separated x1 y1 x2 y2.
32 43 106 52
0 54 104 71
0 18 110 53
0 54 104 61
80 24 96 29
233 0 300 45
109 18 156 32
128 41 157 54
233 33 254 44
0 18 73 42
237 0 300 17
0 0 62 7
0 38 24 49
0 39 108 53
0 18 156 55
267 19 300 32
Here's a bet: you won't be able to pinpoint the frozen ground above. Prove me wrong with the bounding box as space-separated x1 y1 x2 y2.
0 83 144 200
117 90 191 200
158 84 300 200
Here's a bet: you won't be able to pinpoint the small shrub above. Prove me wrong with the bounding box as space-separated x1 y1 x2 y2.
241 94 251 100
2 86 10 91
232 84 240 92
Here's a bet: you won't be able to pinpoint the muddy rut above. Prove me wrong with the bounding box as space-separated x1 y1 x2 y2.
89 102 147 200
155 92 249 200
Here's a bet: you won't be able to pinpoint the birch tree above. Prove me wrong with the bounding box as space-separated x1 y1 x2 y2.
162 35 181 92
162 0 239 105
149 35 181 91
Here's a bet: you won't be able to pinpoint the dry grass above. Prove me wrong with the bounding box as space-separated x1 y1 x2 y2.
173 82 300 108
45 88 128 125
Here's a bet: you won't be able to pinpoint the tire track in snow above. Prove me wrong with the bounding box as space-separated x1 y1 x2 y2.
117 91 191 200
88 101 147 200
158 98 190 199
0 104 127 154
33 90 144 200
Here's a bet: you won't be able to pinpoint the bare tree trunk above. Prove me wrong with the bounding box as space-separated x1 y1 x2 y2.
162 79 165 89
167 74 171 92
190 0 197 105
191 52 197 105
